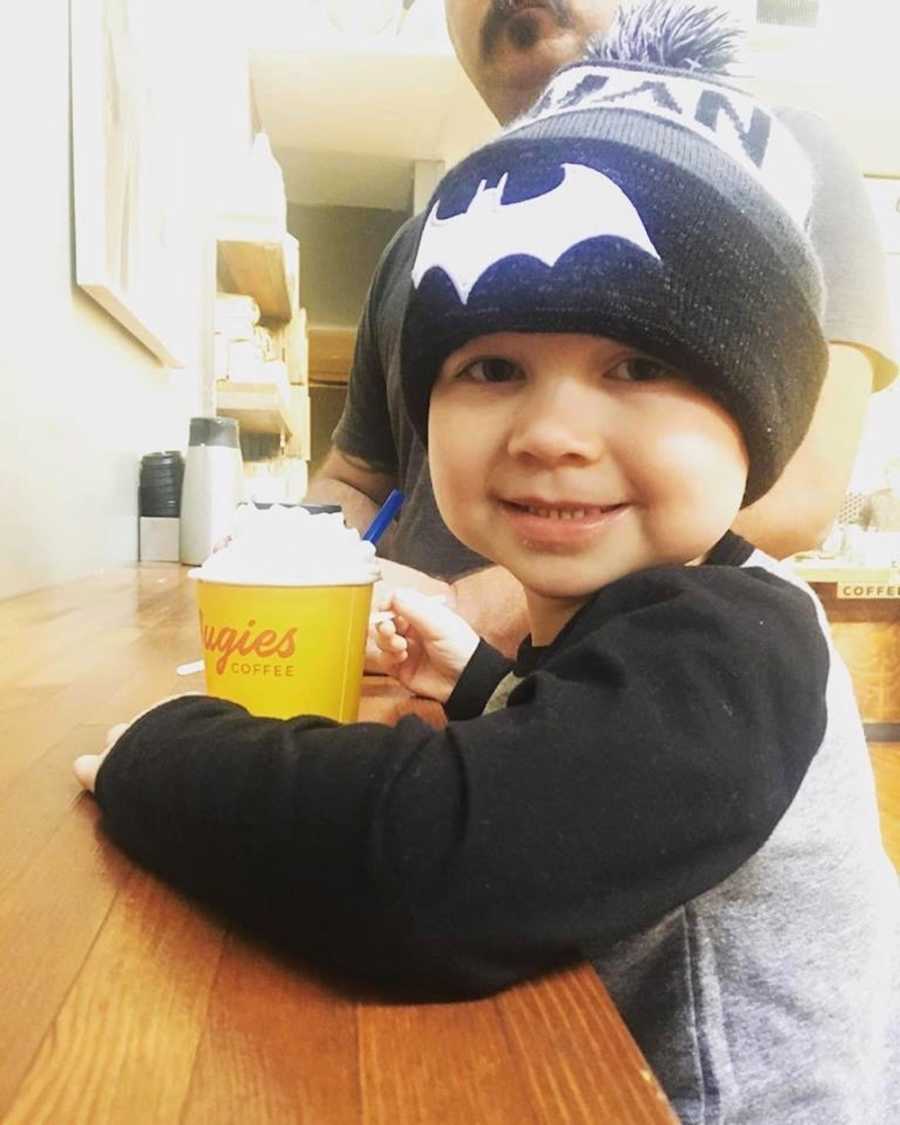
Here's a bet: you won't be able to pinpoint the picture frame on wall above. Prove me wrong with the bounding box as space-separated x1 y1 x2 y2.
70 0 187 366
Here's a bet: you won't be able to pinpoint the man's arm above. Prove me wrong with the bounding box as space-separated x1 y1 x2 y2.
731 344 874 557
304 447 395 535
306 451 450 600
449 566 529 658
739 107 897 558
304 217 418 534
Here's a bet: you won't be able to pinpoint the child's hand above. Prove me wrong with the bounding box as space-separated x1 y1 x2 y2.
73 723 127 793
367 588 478 702
73 694 198 794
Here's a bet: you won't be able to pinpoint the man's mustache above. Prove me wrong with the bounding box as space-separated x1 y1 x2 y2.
481 0 575 61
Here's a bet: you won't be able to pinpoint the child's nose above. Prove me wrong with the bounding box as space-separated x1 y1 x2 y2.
506 382 604 465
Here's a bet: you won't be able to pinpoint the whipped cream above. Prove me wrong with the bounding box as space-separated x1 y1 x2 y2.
191 503 379 586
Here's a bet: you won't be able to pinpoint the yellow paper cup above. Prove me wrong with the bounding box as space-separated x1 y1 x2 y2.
195 578 374 721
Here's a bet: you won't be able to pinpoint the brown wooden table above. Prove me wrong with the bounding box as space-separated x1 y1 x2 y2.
0 565 677 1124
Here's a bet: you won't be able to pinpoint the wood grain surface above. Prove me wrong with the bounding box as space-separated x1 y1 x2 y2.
0 565 677 1124
871 741 900 867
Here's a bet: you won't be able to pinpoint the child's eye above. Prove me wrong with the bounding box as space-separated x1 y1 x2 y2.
608 356 678 383
457 357 522 383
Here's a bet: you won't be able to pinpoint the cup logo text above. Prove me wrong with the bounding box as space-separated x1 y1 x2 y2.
200 613 297 674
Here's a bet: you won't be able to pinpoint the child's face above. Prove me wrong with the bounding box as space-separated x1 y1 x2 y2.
429 332 749 640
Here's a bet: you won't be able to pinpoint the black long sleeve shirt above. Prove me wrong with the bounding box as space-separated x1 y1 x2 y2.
95 534 828 998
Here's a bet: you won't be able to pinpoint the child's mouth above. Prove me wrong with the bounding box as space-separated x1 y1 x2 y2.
500 498 629 542
504 497 626 517
517 503 604 520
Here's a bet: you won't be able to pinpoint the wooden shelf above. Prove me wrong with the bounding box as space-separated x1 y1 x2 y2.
217 380 296 436
216 382 310 458
216 232 299 321
308 324 356 384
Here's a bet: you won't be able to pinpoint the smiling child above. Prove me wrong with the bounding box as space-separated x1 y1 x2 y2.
75 9 899 1122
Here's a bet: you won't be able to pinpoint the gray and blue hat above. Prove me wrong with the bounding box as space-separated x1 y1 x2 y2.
401 1 828 505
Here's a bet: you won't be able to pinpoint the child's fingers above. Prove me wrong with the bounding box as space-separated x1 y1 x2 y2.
374 616 397 639
74 754 103 793
368 612 395 648
366 631 387 667
373 620 406 652
388 589 460 641
365 636 408 673
74 713 149 794
374 609 409 636
370 617 408 655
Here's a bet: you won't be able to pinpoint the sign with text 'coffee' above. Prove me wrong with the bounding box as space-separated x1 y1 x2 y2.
837 582 900 600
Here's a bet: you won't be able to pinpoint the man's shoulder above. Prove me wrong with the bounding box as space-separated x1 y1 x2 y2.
771 99 847 144
770 102 853 174
771 102 829 136
364 214 426 341
768 104 898 385
375 214 426 293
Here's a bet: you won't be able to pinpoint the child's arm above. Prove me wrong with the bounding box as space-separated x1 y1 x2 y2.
367 588 480 701
75 598 496 794
73 566 829 1000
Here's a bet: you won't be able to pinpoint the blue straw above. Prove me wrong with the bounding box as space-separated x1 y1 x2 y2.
362 489 405 544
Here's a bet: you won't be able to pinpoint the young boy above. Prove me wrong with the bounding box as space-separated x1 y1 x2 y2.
75 10 899 1122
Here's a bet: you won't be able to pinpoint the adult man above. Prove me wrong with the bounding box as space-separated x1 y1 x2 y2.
305 0 897 654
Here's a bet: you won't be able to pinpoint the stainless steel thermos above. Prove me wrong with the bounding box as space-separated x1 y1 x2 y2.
179 417 244 565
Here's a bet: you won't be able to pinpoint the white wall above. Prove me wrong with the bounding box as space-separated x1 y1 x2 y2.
0 0 252 599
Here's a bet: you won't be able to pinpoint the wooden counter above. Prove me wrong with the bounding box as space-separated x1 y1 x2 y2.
0 565 676 1124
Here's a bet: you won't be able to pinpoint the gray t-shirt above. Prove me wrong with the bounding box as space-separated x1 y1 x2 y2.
333 107 898 579
482 547 900 1124
592 548 900 1124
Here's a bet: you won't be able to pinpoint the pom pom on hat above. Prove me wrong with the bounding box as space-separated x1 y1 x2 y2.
587 0 743 72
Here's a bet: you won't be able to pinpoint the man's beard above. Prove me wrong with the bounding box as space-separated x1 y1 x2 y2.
481 0 575 61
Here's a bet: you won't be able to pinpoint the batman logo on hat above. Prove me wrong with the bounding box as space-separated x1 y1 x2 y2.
411 163 661 306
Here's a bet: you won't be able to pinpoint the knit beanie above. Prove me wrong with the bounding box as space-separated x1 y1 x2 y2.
401 1 828 506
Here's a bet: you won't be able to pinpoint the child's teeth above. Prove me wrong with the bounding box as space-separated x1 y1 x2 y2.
526 506 587 519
